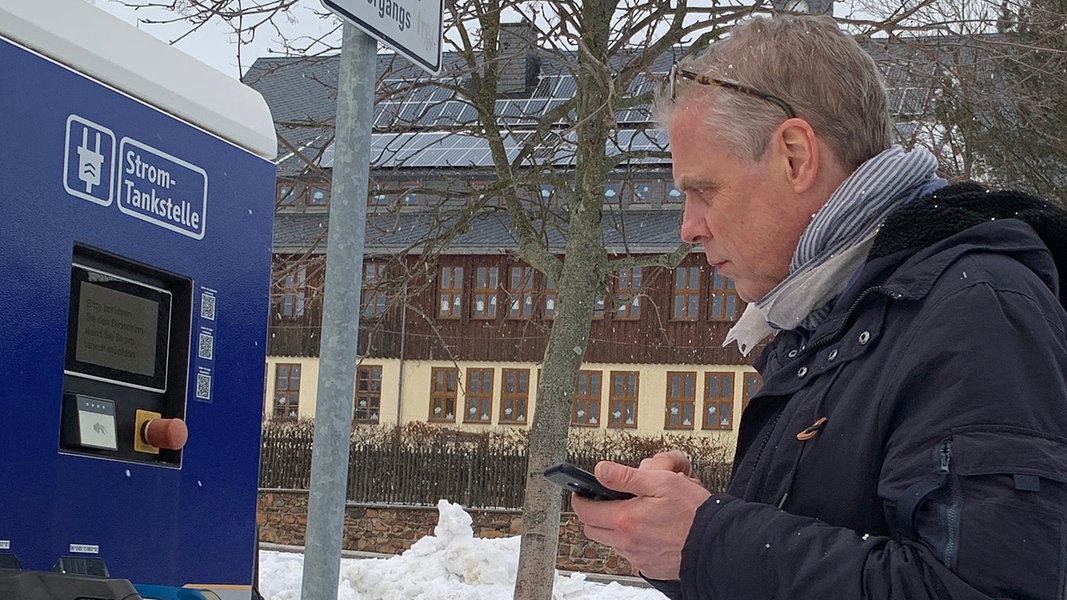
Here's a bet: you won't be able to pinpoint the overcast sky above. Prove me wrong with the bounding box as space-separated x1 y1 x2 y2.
86 0 340 78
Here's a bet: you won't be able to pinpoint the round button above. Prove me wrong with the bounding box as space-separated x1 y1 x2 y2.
143 418 189 450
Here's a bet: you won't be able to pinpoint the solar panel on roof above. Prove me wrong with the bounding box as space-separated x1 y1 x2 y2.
456 104 480 123
257 39 938 162
320 120 670 170
498 100 525 119
556 77 578 97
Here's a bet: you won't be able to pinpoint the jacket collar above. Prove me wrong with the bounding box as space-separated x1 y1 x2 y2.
870 182 1067 308
801 187 1064 354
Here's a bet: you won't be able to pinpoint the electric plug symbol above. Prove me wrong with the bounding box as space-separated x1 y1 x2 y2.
77 126 105 195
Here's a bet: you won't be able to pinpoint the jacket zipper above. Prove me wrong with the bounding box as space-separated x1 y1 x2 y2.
748 409 784 493
939 441 961 569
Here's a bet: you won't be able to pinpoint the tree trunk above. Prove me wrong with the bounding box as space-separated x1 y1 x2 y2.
513 218 606 600
513 3 615 598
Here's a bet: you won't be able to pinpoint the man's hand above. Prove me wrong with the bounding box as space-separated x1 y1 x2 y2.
637 449 701 480
571 451 712 581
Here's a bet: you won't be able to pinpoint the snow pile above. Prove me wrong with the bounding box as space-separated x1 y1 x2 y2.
258 499 666 600
342 499 520 598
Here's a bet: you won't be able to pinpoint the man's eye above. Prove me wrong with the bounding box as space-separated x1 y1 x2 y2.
686 188 710 203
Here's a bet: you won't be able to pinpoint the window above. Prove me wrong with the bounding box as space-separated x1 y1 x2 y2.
368 182 388 206
672 266 700 320
308 184 329 207
603 182 621 205
273 364 301 419
743 372 763 412
665 371 696 429
608 371 639 428
465 368 494 423
277 181 303 207
399 181 420 206
539 183 554 205
437 266 464 319
629 181 653 204
500 368 530 424
664 182 684 204
470 180 499 206
280 265 307 318
507 266 535 319
277 182 294 206
703 372 734 430
544 277 558 320
614 267 642 320
362 262 388 318
472 266 499 319
572 370 602 427
709 272 739 321
429 367 458 422
355 365 382 424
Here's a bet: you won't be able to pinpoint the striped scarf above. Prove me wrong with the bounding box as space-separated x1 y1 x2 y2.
724 145 940 356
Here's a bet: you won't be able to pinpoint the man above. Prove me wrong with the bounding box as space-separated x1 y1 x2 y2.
572 14 1067 600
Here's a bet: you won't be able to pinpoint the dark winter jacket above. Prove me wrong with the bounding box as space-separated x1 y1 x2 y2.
658 183 1067 600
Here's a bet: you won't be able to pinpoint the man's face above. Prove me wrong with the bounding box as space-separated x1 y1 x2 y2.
669 102 813 303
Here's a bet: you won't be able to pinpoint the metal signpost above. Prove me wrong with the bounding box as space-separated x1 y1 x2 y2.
300 3 442 600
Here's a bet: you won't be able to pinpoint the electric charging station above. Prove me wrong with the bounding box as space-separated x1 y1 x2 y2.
0 1 276 598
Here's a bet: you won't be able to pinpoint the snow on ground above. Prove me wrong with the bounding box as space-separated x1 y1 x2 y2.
258 500 666 600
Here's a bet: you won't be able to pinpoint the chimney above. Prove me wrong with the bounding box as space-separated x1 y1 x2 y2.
497 21 539 95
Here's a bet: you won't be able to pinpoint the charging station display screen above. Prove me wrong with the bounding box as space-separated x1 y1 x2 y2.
66 264 172 392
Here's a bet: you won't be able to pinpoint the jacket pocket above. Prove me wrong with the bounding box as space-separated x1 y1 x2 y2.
917 427 1067 600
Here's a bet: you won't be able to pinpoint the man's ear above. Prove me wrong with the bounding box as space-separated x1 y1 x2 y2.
775 118 819 193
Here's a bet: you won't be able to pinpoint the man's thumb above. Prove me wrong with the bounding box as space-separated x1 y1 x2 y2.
595 461 654 496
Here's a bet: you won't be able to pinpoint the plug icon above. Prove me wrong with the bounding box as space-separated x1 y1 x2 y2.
63 115 115 206
77 126 105 195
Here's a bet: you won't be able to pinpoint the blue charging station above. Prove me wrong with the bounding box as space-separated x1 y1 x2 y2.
0 2 276 598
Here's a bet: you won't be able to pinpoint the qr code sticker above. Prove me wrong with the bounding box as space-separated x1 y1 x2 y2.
198 330 214 360
195 371 212 400
200 291 217 320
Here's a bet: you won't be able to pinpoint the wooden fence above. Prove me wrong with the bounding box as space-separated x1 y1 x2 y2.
259 422 733 509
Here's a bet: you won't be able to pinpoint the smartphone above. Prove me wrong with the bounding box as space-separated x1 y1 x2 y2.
543 462 636 501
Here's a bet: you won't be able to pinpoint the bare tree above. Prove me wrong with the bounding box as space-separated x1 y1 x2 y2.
839 0 1067 203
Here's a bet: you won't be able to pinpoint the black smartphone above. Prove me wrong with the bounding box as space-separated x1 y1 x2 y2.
543 462 636 501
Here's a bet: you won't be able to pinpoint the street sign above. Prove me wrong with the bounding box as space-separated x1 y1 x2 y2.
321 0 443 75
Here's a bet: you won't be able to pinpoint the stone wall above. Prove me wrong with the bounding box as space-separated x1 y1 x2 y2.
257 489 637 576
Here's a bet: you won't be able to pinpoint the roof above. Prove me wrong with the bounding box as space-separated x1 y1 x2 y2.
246 28 989 254
244 32 958 177
273 208 686 255
243 43 679 176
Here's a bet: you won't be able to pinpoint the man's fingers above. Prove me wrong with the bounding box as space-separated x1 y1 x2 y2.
638 450 694 476
594 459 696 496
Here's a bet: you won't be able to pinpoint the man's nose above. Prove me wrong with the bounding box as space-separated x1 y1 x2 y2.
680 205 708 244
